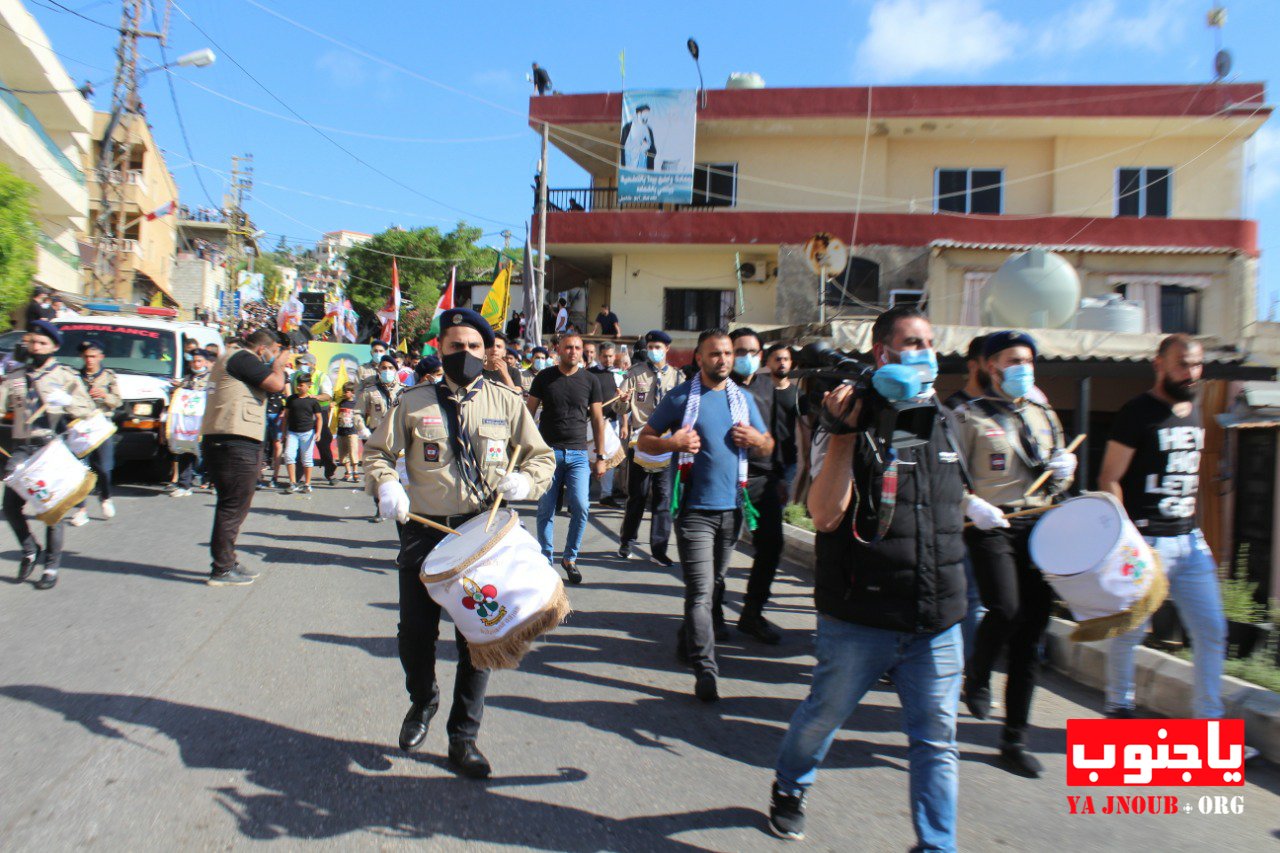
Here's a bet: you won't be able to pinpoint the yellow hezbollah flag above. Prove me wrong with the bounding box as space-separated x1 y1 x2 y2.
329 358 350 435
149 290 164 308
310 315 334 337
480 266 511 331
397 338 408 354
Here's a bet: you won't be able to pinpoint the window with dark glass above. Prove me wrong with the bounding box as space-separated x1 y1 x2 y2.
1116 167 1171 217
1159 285 1199 334
934 168 1003 214
663 289 736 331
822 257 880 309
691 163 737 207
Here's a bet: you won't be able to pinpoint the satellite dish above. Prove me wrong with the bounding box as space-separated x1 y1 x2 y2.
981 248 1081 330
803 232 849 277
1215 49 1233 81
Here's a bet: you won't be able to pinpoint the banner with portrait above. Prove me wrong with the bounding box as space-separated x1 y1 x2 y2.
618 89 697 204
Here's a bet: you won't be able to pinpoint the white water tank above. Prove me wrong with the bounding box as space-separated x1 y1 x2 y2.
981 248 1081 329
1075 294 1145 333
726 72 766 89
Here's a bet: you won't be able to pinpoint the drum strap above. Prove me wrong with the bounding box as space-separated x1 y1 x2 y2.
850 433 899 544
437 382 495 506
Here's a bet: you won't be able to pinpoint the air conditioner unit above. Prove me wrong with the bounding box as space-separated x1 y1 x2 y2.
889 289 926 308
739 259 770 282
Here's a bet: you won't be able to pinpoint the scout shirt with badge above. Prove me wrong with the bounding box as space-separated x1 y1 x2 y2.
615 361 680 433
79 366 123 416
358 378 401 433
364 376 555 517
950 393 1068 510
0 360 96 443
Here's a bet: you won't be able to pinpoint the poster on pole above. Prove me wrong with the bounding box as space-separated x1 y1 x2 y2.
618 89 696 204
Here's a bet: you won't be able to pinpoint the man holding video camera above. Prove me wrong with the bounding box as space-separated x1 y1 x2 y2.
767 306 970 850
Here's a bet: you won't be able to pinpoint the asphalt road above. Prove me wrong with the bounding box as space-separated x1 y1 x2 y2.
1 478 1278 851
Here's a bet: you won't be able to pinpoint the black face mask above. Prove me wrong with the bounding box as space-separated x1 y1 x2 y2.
29 352 52 367
1163 377 1196 402
774 369 790 379
442 350 485 387
12 343 29 364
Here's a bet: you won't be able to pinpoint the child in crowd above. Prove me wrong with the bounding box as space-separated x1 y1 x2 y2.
334 381 366 483
283 374 323 494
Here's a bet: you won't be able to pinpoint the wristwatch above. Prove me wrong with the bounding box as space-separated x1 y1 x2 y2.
596 452 608 461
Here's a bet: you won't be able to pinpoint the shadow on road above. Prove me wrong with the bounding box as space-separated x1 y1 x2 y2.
0 685 761 846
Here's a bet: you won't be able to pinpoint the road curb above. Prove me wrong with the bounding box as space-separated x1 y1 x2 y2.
777 522 1280 763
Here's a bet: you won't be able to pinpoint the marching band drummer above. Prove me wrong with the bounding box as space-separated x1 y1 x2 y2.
364 307 554 779
950 330 1076 778
0 320 96 590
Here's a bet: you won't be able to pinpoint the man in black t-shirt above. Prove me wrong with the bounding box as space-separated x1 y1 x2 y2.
593 304 621 338
527 333 608 584
283 375 324 494
1098 334 1226 721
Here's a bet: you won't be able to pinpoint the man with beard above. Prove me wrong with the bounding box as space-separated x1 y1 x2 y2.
1100 334 1228 721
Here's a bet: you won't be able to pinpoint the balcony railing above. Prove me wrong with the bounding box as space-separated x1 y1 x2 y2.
36 233 79 269
94 237 143 259
538 187 724 213
91 168 145 186
0 77 85 185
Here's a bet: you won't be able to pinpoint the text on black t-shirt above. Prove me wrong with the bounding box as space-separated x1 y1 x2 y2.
529 366 602 450
1109 391 1203 535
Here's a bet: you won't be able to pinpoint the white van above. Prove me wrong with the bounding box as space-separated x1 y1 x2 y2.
52 316 223 477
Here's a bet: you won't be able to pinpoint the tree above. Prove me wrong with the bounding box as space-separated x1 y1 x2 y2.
344 223 497 325
0 164 37 332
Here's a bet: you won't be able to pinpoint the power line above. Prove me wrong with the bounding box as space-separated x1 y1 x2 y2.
169 0 517 229
30 0 119 31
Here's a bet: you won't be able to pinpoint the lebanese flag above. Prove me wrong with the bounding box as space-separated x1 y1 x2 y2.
424 266 456 354
377 258 401 342
145 200 176 221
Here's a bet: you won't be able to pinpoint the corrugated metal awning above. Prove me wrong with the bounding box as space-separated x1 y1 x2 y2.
930 239 1238 256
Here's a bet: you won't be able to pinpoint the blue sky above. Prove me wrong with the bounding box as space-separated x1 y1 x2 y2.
25 0 1280 312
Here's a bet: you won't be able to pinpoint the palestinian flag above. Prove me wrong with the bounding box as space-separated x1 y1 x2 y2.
423 266 457 355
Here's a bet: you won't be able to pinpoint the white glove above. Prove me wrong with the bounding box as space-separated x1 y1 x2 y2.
497 471 532 502
1047 449 1078 483
377 481 410 523
43 389 73 408
963 493 1010 531
359 427 372 440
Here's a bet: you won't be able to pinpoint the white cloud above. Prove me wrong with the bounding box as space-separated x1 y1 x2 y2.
1251 126 1280 206
854 0 1022 81
1039 0 1192 55
315 50 367 90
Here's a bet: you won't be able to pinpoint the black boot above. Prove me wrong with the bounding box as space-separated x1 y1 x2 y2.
398 701 435 751
17 546 42 582
448 739 491 778
963 677 991 720
999 729 1043 778
34 569 58 590
738 605 782 645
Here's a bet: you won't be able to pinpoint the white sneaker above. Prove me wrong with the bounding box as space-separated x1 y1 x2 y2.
100 499 115 519
69 508 90 527
170 488 192 498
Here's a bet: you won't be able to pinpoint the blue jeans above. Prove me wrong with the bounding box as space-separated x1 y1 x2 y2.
961 554 986 662
536 448 590 563
1107 529 1226 718
776 616 962 853
284 430 315 467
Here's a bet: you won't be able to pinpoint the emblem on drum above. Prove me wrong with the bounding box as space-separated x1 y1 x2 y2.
1119 545 1147 580
26 479 51 503
460 576 508 626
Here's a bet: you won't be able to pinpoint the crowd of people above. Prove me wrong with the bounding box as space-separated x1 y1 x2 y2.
0 300 1249 850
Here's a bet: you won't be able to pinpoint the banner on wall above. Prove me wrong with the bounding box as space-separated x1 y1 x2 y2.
618 89 696 204
309 342 372 391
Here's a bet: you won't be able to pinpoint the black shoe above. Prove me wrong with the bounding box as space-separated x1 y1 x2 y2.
738 610 782 645
33 570 57 590
328 476 336 487
447 739 491 779
599 496 622 509
617 541 632 559
234 563 261 579
999 742 1044 778
964 681 991 720
207 567 255 586
1105 706 1137 719
768 782 807 841
162 483 177 494
561 559 582 585
652 551 675 568
398 702 434 752
370 514 385 523
17 546 42 582
695 670 719 703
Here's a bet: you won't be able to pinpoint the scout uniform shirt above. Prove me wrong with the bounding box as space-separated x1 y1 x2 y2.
359 380 401 433
951 393 1068 510
79 367 123 416
180 371 211 392
364 376 555 517
0 360 96 443
356 359 381 388
615 361 680 433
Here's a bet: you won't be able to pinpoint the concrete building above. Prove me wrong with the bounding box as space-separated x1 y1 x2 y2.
85 111 179 304
316 230 371 277
0 2 92 298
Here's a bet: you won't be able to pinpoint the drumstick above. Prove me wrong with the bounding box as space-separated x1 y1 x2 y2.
1023 433 1087 497
486 446 523 531
0 445 9 458
963 503 1055 529
599 393 621 409
406 513 461 537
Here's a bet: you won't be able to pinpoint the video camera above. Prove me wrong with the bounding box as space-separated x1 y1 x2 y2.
793 341 936 451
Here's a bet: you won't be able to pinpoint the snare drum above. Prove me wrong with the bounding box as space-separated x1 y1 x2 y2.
1029 491 1168 642
420 509 571 670
634 439 672 473
4 440 97 525
63 411 117 458
587 420 626 470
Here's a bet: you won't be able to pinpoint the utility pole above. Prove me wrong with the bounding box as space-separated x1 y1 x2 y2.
223 153 253 306
537 122 549 345
91 0 168 301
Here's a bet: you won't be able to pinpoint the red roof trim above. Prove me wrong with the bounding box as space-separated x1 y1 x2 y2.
538 211 1258 256
530 84 1268 125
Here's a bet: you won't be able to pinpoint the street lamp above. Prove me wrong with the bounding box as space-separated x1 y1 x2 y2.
174 48 216 68
687 38 706 109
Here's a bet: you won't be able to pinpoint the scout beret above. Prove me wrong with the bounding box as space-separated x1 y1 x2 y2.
644 330 672 345
77 338 105 353
983 330 1038 360
530 346 549 357
28 320 62 346
379 355 398 367
439 308 495 348
414 355 442 381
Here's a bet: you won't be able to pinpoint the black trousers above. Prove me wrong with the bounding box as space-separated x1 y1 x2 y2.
675 509 740 676
744 478 784 611
316 412 336 479
619 452 672 556
965 515 1053 737
3 447 64 572
176 452 200 489
204 436 262 574
396 518 489 742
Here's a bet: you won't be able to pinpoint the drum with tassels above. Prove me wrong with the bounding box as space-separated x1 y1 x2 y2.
63 411 117 458
420 509 571 669
3 440 97 525
587 420 626 470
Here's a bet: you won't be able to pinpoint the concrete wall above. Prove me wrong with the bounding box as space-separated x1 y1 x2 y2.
171 256 217 321
884 137 1055 215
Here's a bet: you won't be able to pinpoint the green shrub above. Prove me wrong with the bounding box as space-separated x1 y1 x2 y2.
783 503 815 532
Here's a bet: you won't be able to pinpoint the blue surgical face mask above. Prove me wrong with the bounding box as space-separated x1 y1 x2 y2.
734 354 760 376
872 364 923 402
533 358 549 371
430 374 444 385
646 348 665 364
379 369 396 383
999 363 1035 399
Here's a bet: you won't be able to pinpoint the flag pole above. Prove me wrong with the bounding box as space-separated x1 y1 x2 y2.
537 122 549 348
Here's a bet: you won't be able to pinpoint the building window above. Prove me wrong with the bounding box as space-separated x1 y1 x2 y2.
691 163 737 207
1116 167 1171 217
663 289 735 332
934 168 1003 214
822 257 880 310
1115 282 1199 334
